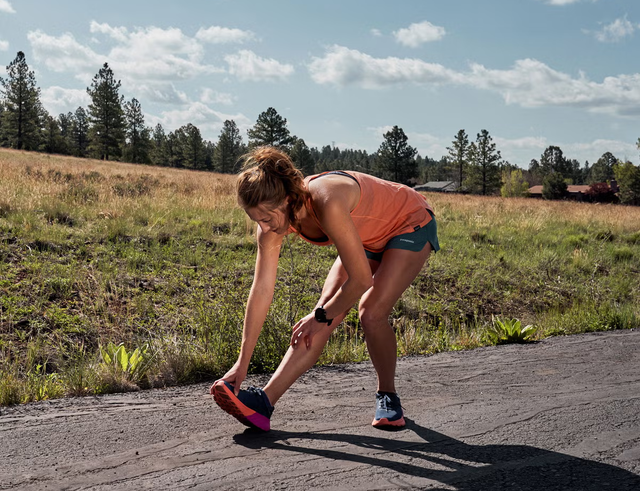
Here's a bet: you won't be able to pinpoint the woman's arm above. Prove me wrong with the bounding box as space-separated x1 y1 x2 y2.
290 177 373 349
219 226 283 393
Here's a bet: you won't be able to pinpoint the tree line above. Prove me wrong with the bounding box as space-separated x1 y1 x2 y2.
1 51 639 204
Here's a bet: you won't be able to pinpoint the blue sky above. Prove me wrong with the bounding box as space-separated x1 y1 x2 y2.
1 0 639 167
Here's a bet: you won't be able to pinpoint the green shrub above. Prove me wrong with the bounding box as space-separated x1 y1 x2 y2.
486 317 537 345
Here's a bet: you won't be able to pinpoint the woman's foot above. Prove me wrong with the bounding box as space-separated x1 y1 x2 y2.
211 380 274 431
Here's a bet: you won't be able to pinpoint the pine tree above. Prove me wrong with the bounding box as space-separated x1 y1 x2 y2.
290 137 315 176
71 107 90 157
588 152 617 184
0 51 43 150
542 172 568 200
87 63 125 160
247 107 294 148
374 125 418 185
446 129 470 187
41 114 66 154
57 112 74 155
123 98 151 164
213 119 243 173
466 130 502 195
150 123 168 166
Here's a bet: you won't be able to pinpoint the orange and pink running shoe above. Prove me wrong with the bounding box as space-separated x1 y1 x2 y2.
211 380 274 431
372 391 405 428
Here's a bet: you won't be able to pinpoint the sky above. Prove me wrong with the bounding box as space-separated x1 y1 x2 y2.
1 0 639 168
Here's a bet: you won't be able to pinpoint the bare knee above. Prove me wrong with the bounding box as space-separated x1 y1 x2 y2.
359 302 391 332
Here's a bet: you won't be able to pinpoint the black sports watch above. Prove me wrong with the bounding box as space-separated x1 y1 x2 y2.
314 306 333 326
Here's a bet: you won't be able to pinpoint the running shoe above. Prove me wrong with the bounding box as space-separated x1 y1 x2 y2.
211 380 274 431
372 391 405 428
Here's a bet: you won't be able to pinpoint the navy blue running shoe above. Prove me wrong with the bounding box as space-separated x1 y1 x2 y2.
372 391 405 428
211 381 274 431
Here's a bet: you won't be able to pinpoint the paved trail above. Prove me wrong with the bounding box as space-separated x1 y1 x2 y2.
2 330 640 490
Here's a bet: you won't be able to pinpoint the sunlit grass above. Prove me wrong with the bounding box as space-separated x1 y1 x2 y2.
1 148 640 405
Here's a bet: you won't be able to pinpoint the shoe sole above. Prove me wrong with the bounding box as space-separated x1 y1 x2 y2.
211 381 271 431
372 416 406 428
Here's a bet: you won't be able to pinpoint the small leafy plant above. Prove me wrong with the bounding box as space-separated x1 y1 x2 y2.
486 317 537 345
99 342 153 384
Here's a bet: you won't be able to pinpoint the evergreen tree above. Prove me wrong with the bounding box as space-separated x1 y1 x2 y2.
86 63 125 160
182 123 206 169
613 160 640 206
588 152 617 184
150 123 168 166
542 172 568 200
539 146 572 179
374 125 418 185
247 107 294 148
446 129 470 187
290 137 315 176
0 51 43 150
71 107 89 157
57 112 74 155
466 129 502 195
213 119 243 173
123 98 151 164
41 114 66 154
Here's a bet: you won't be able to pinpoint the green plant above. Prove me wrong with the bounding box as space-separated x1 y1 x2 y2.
99 342 153 384
486 317 537 345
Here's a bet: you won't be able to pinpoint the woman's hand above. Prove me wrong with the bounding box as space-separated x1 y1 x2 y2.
213 360 247 396
291 312 331 350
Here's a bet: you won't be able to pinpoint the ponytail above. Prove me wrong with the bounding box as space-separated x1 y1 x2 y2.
237 146 310 230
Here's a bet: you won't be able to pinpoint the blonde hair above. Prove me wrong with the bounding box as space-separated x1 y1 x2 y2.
237 146 310 230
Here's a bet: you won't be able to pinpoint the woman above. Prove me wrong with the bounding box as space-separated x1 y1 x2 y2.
211 146 439 431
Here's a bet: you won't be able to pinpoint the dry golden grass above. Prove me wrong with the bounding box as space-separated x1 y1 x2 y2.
0 148 237 213
423 191 640 234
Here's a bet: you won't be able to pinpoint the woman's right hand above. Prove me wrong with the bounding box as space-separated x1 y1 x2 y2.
213 361 247 396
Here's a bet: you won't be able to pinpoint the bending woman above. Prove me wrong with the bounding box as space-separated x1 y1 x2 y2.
211 146 439 431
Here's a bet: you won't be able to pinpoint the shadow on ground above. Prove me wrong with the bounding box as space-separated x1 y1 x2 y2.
234 418 640 490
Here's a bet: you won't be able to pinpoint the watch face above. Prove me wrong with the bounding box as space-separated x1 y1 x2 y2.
315 307 327 323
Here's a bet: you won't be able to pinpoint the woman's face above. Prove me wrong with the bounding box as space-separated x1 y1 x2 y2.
245 201 289 235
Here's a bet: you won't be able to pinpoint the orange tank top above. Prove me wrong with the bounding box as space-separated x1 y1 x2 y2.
290 171 434 253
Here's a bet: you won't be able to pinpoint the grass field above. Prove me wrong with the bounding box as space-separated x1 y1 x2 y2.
1 148 639 405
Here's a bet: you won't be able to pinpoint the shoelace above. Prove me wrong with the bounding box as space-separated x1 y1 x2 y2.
378 394 393 410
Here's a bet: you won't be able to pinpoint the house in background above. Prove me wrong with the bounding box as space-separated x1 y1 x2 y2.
528 180 619 201
414 181 459 193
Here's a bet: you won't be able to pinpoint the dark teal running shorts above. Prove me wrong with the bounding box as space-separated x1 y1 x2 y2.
365 210 440 262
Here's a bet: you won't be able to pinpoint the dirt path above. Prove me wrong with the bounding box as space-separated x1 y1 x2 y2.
2 330 640 490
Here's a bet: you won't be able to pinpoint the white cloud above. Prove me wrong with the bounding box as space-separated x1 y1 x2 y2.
594 16 637 43
225 50 294 82
394 21 446 47
200 88 235 105
308 45 462 89
370 28 382 37
196 26 256 44
134 83 190 105
0 0 15 14
40 86 91 116
309 46 640 116
29 24 223 82
0 40 8 51
467 59 640 116
28 30 101 73
148 101 251 140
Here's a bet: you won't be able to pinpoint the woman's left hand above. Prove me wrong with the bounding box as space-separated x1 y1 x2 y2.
291 312 329 350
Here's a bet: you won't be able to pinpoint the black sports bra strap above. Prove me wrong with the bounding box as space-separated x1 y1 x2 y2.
318 170 358 182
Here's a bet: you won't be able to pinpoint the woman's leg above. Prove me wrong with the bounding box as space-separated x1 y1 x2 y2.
263 256 351 405
359 244 432 393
